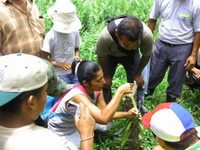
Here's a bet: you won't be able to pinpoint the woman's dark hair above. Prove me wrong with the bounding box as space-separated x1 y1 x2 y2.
117 16 143 41
164 128 199 149
0 87 43 115
71 60 101 84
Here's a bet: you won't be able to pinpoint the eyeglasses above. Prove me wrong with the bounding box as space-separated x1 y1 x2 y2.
116 34 141 50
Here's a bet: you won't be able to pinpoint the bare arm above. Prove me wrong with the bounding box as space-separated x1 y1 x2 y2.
75 48 80 57
148 18 157 33
51 61 71 70
113 108 139 119
40 50 71 70
39 50 50 60
185 32 200 70
75 103 95 150
74 83 133 124
97 91 139 119
134 55 151 87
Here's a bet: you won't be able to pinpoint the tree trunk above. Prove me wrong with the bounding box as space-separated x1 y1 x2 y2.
124 96 140 150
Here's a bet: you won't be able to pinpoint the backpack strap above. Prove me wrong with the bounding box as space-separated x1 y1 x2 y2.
106 15 143 55
105 14 130 23
51 94 66 112
47 84 101 121
49 84 75 113
76 84 100 103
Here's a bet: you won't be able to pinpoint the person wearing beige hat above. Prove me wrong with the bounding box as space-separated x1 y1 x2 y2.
41 0 82 85
0 0 69 98
0 53 95 150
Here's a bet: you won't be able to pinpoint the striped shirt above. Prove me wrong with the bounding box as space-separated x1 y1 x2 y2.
0 0 45 56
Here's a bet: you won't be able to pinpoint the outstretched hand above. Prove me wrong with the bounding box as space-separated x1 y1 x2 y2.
118 82 137 94
127 107 140 118
191 67 200 80
62 62 71 70
184 56 196 70
134 73 144 88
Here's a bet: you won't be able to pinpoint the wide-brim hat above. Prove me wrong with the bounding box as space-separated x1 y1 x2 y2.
48 0 82 33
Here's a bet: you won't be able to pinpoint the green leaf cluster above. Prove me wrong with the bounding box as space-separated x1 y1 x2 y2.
35 0 200 149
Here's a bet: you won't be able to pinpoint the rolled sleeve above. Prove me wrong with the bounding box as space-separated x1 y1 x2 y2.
193 3 200 32
149 0 160 20
41 32 54 53
75 31 81 48
140 23 154 56
96 27 111 57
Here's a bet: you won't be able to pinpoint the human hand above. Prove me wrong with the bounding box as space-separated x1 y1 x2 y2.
118 82 137 94
134 73 144 87
127 107 140 118
184 56 196 70
152 145 166 150
191 67 200 80
75 103 95 139
74 56 80 61
62 62 71 70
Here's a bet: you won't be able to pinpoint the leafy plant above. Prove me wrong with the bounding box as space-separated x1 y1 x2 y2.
35 0 200 149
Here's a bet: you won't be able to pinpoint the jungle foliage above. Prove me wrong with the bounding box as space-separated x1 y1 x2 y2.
35 0 200 149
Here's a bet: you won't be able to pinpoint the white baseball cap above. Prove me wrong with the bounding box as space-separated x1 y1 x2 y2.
48 0 82 33
142 102 196 142
0 53 48 106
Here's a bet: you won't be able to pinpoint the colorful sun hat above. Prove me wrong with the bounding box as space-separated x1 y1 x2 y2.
142 102 195 142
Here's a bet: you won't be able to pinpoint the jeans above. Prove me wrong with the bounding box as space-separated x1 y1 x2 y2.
149 39 192 98
59 73 79 85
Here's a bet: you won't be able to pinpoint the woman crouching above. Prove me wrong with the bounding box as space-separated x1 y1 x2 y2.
48 60 139 148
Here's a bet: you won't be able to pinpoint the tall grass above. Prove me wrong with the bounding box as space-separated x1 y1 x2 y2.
35 0 200 149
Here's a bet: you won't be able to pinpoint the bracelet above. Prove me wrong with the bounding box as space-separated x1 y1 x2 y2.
81 134 94 142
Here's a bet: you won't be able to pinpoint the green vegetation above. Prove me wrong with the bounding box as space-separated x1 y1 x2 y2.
35 0 200 149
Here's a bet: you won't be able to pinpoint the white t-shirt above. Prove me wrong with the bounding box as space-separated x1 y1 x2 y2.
0 123 77 150
42 29 81 75
150 0 200 44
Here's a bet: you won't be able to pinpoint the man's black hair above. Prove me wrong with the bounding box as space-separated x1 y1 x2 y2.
117 16 143 41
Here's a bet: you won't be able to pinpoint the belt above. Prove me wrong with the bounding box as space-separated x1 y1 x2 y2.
160 40 178 46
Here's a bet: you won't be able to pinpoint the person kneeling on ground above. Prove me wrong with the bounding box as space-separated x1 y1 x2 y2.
0 53 95 150
142 102 200 150
47 59 139 148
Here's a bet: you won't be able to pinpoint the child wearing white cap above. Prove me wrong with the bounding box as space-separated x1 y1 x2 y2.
41 0 82 85
0 53 95 150
142 102 200 150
